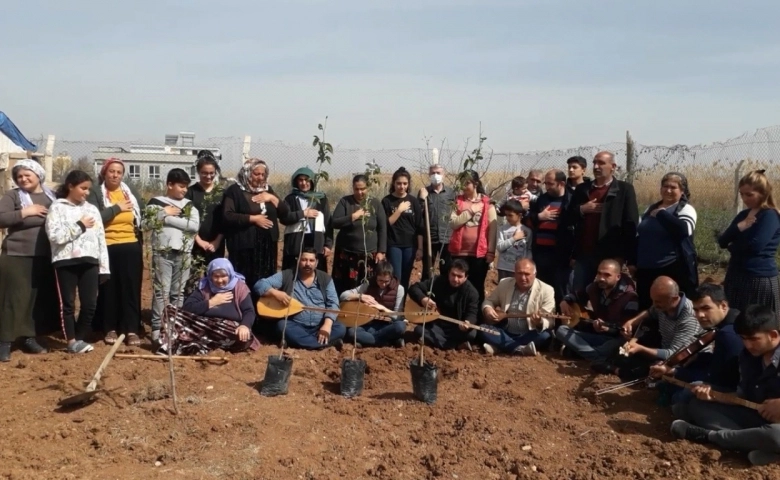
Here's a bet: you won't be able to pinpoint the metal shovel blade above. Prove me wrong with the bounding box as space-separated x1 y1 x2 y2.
57 389 102 407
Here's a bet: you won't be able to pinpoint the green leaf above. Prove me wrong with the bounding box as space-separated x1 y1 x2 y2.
324 144 333 153
312 136 320 146
318 124 323 131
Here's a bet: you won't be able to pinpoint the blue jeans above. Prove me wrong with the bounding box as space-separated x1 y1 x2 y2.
387 246 416 289
555 325 625 362
479 326 551 353
275 319 347 350
572 255 599 296
347 320 406 347
151 251 190 333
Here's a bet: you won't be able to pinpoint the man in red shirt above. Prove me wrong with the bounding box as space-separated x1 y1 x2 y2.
566 151 639 296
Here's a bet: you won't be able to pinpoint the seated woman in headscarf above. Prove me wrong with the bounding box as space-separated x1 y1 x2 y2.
160 259 260 355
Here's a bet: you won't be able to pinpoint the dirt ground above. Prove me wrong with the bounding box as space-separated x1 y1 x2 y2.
1 252 778 480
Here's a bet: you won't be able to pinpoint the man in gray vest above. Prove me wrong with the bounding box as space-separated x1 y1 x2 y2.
254 248 346 349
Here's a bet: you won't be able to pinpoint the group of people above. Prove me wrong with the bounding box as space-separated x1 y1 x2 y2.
2 149 780 466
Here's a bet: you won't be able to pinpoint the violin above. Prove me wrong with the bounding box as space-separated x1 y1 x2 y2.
595 328 717 396
664 329 717 368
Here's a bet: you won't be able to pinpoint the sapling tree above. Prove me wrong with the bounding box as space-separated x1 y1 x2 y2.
141 201 198 415
277 118 333 358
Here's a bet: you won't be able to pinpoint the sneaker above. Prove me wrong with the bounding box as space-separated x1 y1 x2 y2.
67 340 94 354
514 342 537 356
332 339 344 350
393 338 405 348
483 343 495 356
670 420 711 444
22 337 48 354
748 450 780 466
0 342 11 362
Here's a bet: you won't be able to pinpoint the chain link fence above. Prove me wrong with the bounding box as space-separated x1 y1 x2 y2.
33 125 780 274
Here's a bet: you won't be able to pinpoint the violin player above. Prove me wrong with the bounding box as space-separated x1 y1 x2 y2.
555 259 639 363
651 283 743 406
593 276 702 381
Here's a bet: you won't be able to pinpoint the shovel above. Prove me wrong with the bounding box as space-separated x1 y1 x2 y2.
58 334 125 407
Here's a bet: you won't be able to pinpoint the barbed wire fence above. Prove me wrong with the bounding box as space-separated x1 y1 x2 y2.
27 124 780 274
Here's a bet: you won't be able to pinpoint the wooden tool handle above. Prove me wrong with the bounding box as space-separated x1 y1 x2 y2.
86 334 125 392
116 354 228 361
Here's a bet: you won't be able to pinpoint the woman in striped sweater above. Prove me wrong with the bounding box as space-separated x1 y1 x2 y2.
629 172 698 310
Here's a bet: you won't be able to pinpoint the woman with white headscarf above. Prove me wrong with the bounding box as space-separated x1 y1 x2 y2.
222 158 288 290
0 160 58 362
86 157 145 346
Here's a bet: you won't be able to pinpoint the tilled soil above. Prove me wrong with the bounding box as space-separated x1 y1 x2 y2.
1 256 775 479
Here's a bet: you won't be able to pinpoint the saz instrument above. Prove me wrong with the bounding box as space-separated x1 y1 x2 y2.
256 297 393 325
338 300 394 327
661 375 759 410
403 297 499 336
566 303 620 332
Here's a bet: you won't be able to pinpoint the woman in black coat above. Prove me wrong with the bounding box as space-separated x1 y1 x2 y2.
221 159 288 290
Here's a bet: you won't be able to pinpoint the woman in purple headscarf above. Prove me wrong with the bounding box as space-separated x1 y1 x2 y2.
159 258 259 355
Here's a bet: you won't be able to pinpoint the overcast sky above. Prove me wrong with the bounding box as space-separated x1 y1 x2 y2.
2 0 778 152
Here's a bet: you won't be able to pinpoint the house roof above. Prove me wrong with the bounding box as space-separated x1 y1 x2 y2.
0 111 36 151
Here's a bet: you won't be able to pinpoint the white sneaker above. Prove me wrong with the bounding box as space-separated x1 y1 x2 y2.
514 342 537 356
483 344 495 356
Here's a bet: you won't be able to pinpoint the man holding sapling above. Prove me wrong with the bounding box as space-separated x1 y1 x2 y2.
254 248 347 350
145 168 200 347
418 163 455 280
408 258 479 350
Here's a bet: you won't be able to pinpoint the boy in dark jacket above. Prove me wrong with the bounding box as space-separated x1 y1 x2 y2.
655 283 744 406
670 305 780 466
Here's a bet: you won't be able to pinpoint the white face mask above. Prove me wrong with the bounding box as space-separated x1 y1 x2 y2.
430 173 443 185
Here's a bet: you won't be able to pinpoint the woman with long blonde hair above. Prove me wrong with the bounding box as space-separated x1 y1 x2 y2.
718 169 780 313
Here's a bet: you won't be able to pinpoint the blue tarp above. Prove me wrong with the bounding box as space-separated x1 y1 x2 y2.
0 111 37 151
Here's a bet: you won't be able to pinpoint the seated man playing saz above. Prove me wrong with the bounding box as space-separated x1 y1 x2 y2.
595 276 702 381
480 258 555 356
652 283 743 406
339 260 407 348
254 248 347 349
671 305 780 467
555 259 638 363
407 259 479 350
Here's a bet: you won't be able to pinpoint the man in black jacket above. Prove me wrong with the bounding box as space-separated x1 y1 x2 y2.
408 259 479 350
528 169 574 305
567 151 639 295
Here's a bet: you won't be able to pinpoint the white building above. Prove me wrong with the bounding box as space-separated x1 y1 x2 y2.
93 132 222 183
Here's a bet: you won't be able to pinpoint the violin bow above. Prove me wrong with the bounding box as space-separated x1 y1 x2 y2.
595 328 716 396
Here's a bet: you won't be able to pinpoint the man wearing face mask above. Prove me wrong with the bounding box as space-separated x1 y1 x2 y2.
419 164 455 280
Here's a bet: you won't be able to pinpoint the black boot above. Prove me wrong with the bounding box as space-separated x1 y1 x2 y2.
0 342 11 362
22 337 48 354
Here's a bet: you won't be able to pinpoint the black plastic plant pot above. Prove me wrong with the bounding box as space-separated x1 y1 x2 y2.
340 358 366 398
410 358 438 404
260 354 293 397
